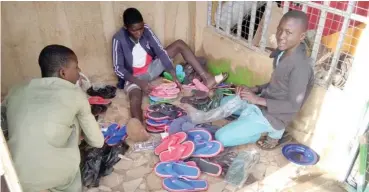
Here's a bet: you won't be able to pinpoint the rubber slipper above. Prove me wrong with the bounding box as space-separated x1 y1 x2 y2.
187 129 212 142
192 141 223 158
159 141 195 162
154 82 178 90
147 103 182 112
192 90 208 100
192 79 209 92
162 177 208 192
146 111 171 121
189 157 222 177
106 125 127 146
146 119 170 127
101 123 120 139
88 96 112 105
155 161 200 179
180 97 209 105
150 92 179 99
155 132 187 155
147 125 166 134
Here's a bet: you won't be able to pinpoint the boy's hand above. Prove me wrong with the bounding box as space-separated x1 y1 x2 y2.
170 71 183 91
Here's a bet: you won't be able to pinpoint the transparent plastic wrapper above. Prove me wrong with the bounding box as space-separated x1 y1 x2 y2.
225 150 260 189
185 95 248 124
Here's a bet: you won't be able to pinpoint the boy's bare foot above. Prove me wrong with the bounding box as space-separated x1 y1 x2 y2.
126 118 150 142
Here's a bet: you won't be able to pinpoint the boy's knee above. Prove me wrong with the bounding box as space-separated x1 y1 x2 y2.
173 39 186 48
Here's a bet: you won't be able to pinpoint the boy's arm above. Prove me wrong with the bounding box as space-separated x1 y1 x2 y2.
113 37 147 88
144 24 174 72
76 91 104 148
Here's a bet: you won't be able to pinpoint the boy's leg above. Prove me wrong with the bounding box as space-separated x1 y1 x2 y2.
165 39 226 88
129 89 144 122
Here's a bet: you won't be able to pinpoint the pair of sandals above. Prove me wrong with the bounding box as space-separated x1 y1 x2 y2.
145 103 187 133
155 161 208 192
154 130 224 162
101 123 127 146
150 82 180 99
256 131 293 150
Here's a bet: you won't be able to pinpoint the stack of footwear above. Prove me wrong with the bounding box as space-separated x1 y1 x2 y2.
144 103 186 133
153 130 224 191
149 82 180 104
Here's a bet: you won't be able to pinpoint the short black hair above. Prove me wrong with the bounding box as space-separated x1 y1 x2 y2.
282 10 308 31
38 44 76 77
123 8 143 26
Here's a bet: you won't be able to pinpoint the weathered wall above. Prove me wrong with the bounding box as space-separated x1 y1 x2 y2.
1 1 196 95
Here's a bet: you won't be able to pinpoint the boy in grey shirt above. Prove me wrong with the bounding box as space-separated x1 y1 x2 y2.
215 10 314 150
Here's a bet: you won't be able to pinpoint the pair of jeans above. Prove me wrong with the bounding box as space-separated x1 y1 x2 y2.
215 96 285 147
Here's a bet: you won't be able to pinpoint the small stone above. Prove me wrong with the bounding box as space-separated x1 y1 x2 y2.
86 188 99 192
123 178 143 192
139 183 146 189
208 181 227 192
133 155 149 167
100 172 124 188
147 171 162 190
126 165 151 179
265 165 279 177
114 159 133 170
250 163 267 180
98 185 112 192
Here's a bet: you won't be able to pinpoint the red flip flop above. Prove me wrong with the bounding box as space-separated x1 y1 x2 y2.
154 132 187 155
146 125 166 134
88 96 112 105
159 141 195 162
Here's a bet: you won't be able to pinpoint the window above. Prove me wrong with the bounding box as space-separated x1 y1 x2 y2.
207 1 369 89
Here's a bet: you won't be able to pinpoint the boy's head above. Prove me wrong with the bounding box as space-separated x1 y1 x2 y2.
38 44 80 84
123 8 144 41
276 10 308 52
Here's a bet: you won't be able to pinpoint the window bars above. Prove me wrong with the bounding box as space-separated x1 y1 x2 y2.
208 1 369 89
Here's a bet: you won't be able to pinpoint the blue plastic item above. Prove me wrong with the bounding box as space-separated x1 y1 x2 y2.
282 144 319 165
163 177 208 191
155 161 200 178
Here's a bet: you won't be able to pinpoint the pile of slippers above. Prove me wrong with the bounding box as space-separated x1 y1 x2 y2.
100 123 127 146
149 82 180 104
145 103 187 133
153 130 224 191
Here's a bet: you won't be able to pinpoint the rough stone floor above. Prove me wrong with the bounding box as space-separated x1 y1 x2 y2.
83 128 347 192
83 80 347 192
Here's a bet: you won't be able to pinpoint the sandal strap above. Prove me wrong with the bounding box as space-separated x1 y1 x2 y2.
170 177 195 190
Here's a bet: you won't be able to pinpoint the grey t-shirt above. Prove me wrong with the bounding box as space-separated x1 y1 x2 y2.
259 43 314 130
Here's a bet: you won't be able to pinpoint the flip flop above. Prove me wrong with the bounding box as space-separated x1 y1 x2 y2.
192 79 209 93
187 129 212 142
146 119 170 127
192 141 223 158
191 90 209 100
150 93 179 100
162 177 208 192
88 96 112 105
188 157 222 177
154 82 178 90
155 132 187 155
147 103 182 112
105 125 127 146
180 97 209 105
146 125 166 134
154 161 200 179
256 132 293 151
101 123 120 139
159 141 195 162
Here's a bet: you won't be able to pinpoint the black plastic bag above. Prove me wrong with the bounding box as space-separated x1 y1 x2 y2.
80 141 129 188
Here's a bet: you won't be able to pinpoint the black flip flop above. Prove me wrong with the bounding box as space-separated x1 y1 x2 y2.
188 157 222 177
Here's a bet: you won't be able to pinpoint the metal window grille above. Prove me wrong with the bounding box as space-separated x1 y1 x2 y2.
207 1 369 89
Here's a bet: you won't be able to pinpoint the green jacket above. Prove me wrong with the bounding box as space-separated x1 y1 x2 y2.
4 77 104 191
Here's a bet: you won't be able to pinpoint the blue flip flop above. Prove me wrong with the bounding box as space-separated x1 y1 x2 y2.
282 144 319 166
162 177 208 192
101 123 120 139
146 119 170 127
154 161 200 179
192 141 223 158
187 129 212 142
106 125 127 146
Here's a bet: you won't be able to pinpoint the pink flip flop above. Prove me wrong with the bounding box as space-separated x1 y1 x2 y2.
154 132 187 155
88 96 112 105
192 79 209 93
159 141 195 162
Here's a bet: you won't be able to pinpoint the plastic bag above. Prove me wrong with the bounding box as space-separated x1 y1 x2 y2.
80 141 129 188
185 95 248 124
224 150 260 189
